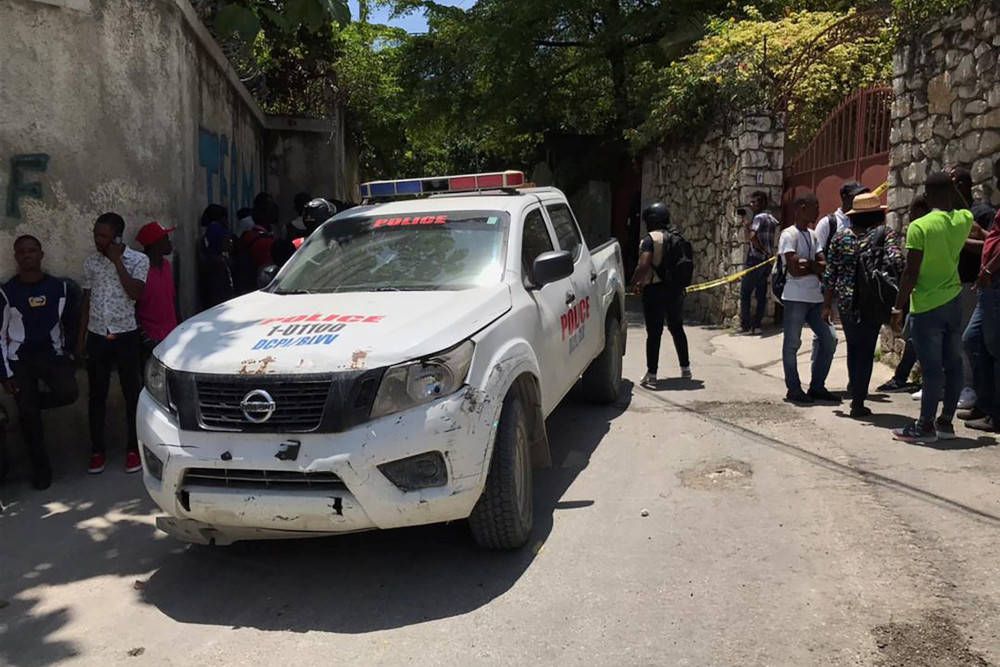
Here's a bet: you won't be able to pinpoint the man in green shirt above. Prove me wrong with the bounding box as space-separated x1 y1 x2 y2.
891 172 976 443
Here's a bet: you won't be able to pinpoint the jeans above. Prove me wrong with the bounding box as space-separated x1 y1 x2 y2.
87 330 142 454
740 263 770 330
963 285 1000 419
842 317 882 407
782 300 837 393
910 295 964 425
643 284 689 374
10 351 79 472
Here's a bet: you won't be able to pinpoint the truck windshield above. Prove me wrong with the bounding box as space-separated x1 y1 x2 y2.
270 210 510 294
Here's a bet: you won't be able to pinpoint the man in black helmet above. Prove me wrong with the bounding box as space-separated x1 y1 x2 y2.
293 198 335 249
632 202 693 388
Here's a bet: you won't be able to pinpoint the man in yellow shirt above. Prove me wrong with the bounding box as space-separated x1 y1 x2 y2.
891 172 976 443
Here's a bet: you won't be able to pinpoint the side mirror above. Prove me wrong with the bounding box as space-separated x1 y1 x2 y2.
530 250 574 288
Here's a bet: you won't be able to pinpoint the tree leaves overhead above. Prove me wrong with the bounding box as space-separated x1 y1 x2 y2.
213 0 350 39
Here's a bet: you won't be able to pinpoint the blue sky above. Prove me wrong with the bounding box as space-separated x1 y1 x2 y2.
347 1 471 33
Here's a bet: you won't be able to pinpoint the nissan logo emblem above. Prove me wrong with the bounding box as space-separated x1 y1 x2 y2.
240 389 276 423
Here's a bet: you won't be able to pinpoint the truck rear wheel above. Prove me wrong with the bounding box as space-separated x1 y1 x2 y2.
582 315 623 404
469 394 533 549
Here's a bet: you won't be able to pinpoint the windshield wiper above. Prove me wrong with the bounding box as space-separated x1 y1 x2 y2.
273 289 317 295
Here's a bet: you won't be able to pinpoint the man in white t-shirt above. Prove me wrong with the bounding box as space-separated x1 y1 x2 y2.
780 193 840 405
814 181 869 254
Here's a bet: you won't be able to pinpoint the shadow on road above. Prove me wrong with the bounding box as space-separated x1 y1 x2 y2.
136 383 634 634
0 475 162 667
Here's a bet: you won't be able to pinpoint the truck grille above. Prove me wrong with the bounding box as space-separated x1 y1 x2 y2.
182 468 345 491
196 379 331 432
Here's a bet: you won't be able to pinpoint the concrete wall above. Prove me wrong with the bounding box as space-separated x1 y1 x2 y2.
642 115 786 325
0 0 353 315
266 114 358 212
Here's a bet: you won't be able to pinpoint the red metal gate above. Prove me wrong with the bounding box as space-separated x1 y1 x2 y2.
782 85 891 222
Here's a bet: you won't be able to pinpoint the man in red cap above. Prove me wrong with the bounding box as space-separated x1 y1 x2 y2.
136 222 179 368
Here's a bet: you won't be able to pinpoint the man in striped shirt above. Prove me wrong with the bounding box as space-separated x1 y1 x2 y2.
0 235 79 490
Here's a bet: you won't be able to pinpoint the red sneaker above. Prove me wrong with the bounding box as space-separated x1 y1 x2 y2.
125 450 142 474
88 453 106 474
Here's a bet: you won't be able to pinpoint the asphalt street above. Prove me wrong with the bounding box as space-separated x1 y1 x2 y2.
2 320 999 667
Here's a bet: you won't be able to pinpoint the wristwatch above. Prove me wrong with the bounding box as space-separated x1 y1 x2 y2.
891 307 904 315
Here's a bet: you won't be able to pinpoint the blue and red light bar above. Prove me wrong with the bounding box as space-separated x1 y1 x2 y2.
360 171 527 199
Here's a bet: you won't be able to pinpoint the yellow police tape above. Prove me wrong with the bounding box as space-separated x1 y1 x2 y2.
685 256 777 293
679 179 887 294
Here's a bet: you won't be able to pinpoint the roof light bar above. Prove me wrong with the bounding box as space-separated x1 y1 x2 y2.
360 171 526 199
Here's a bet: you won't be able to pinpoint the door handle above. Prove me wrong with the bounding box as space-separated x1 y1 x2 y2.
565 291 576 305
590 270 598 283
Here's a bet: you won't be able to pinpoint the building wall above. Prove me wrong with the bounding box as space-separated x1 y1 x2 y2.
0 0 353 316
642 116 786 325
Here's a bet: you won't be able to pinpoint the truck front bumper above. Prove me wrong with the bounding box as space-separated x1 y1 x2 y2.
137 386 497 544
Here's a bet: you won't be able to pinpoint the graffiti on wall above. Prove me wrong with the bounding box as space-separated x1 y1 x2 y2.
198 128 256 216
5 153 50 219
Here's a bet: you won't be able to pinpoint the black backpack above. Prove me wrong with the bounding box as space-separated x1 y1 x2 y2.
855 226 899 325
653 229 694 288
771 256 787 300
821 213 838 257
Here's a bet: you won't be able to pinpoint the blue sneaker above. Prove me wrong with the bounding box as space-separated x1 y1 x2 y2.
893 421 938 444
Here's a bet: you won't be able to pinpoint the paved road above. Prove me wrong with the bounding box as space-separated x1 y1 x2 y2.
2 323 999 666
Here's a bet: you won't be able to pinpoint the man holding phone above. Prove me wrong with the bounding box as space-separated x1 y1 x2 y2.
79 213 149 475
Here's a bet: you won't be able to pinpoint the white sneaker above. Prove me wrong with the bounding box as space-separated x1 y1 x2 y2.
958 387 977 410
681 367 693 379
911 389 922 400
641 372 657 388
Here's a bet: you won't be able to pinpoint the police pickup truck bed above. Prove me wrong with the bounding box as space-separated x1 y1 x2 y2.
139 171 626 549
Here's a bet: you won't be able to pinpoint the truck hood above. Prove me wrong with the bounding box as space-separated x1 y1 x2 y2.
157 285 512 375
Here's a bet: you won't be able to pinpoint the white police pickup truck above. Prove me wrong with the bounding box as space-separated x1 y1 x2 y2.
139 171 626 549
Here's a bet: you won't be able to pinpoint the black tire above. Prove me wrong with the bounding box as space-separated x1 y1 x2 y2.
469 394 533 549
582 315 623 404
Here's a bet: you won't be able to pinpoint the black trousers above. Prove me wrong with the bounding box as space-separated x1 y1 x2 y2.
87 331 141 454
642 283 690 374
10 352 79 471
842 316 882 408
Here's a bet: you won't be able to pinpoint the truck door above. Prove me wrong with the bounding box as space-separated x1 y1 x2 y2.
520 205 574 412
544 202 602 374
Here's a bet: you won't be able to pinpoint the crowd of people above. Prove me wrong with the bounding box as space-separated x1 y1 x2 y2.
0 191 347 491
730 164 999 444
632 162 998 445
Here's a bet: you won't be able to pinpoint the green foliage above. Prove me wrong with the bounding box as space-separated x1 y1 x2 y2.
213 0 350 38
632 9 893 149
892 0 972 29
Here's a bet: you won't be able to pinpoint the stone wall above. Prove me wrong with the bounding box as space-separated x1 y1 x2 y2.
0 0 354 316
882 0 1000 364
642 115 786 324
888 1 1000 228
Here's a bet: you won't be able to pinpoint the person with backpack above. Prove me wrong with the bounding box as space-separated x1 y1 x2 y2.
823 192 904 418
779 193 839 405
814 181 870 257
632 202 693 388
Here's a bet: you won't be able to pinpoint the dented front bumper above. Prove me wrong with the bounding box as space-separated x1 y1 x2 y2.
137 385 497 543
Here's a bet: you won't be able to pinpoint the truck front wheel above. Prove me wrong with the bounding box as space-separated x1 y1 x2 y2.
469 393 533 549
582 315 623 404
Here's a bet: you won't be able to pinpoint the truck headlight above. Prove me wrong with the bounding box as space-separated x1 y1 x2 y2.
144 357 172 412
370 341 474 419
